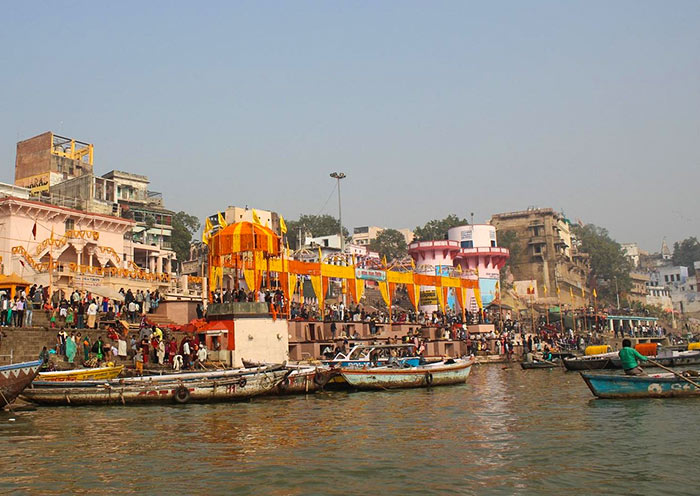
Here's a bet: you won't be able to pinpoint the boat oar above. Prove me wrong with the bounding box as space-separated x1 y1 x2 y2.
0 389 17 421
647 359 700 389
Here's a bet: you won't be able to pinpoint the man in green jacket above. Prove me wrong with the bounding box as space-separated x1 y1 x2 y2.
619 339 648 375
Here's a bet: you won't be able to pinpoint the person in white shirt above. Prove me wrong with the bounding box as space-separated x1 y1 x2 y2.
86 300 98 329
195 344 207 369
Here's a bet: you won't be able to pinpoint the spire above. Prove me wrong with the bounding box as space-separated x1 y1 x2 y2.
661 237 671 260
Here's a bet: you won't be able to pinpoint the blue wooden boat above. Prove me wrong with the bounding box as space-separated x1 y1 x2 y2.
580 371 700 399
322 344 422 368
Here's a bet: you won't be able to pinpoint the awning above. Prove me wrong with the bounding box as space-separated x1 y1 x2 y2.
89 286 125 301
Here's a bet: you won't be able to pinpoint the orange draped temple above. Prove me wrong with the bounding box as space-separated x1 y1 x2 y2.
207 221 481 315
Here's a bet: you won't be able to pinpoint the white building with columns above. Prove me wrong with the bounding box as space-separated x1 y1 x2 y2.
0 196 174 295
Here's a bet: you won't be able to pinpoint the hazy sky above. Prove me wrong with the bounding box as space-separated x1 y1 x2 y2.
2 1 699 252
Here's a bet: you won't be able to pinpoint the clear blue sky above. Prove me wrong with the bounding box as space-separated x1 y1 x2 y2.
2 1 699 252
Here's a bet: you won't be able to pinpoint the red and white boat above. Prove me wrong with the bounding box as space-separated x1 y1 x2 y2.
1 360 43 408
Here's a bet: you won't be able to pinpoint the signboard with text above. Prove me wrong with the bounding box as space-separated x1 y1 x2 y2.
355 268 386 282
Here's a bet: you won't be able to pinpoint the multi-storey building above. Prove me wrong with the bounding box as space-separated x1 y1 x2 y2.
489 208 589 306
222 206 280 234
10 132 176 290
352 225 414 246
0 196 173 295
15 132 94 195
408 224 509 312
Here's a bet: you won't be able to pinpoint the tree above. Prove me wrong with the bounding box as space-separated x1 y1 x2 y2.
171 211 201 268
413 214 469 242
572 224 632 299
369 229 408 261
672 237 700 275
496 229 521 270
285 214 349 249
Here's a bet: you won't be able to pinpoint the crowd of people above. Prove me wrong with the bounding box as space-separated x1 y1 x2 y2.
41 317 208 375
0 284 163 329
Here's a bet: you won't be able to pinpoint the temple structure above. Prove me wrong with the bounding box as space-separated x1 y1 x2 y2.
408 224 509 313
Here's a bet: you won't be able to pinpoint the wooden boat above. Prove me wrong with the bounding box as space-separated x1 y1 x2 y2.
21 368 290 406
563 352 619 371
521 359 559 370
580 371 700 399
0 360 43 407
31 365 284 388
340 356 475 390
38 365 124 382
322 344 422 368
565 350 700 371
275 365 339 394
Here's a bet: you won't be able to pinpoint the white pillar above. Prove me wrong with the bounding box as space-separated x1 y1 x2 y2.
149 255 156 273
157 256 163 274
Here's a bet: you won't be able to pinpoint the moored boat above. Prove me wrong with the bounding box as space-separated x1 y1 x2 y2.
323 344 422 368
580 371 700 399
274 365 339 394
565 350 700 371
0 360 43 407
340 356 475 390
31 364 284 388
563 352 619 371
21 367 290 406
38 365 124 382
521 360 559 370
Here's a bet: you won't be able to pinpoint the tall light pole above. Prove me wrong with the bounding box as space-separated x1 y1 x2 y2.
614 276 620 310
330 172 346 252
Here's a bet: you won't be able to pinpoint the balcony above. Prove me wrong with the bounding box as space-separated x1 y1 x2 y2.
528 236 546 245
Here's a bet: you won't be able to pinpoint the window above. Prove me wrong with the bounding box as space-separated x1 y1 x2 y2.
461 241 474 248
533 245 542 255
65 219 75 231
491 240 496 247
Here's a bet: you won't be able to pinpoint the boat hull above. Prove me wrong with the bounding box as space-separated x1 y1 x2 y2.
22 369 289 406
340 357 474 390
581 372 700 399
0 360 43 407
274 367 339 395
521 361 558 369
566 351 700 371
38 366 124 382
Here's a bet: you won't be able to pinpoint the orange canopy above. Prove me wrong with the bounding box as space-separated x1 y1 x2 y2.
210 221 280 257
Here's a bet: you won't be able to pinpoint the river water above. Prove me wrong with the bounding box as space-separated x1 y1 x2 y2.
1 364 698 496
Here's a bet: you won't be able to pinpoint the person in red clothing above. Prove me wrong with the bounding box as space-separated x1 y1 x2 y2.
167 337 178 364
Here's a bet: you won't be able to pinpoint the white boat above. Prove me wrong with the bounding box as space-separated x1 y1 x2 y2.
340 356 475 390
22 367 290 406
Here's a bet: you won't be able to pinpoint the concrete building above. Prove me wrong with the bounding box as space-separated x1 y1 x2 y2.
47 174 118 215
0 196 174 295
489 208 589 306
408 224 509 313
621 243 642 268
352 225 414 246
0 182 30 200
645 270 673 311
12 133 177 286
15 132 94 195
627 271 650 305
223 206 280 234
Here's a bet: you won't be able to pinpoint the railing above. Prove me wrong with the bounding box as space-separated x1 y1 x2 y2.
0 349 13 364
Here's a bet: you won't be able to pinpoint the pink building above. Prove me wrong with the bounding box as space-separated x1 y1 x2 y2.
0 196 174 296
408 225 509 312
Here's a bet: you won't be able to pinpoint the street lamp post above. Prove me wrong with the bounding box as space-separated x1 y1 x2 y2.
614 276 620 310
330 172 346 252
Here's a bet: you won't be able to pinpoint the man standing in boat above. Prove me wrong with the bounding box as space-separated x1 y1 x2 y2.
619 339 648 376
